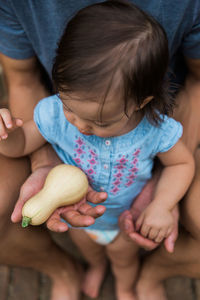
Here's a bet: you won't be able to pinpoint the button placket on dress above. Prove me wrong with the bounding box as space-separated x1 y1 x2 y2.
98 139 112 192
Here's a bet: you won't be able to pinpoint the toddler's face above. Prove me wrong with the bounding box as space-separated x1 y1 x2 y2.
59 92 141 138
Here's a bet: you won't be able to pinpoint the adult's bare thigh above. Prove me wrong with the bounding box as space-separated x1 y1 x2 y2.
0 154 30 219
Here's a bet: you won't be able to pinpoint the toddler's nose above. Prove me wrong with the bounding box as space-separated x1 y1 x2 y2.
73 116 92 133
78 127 91 134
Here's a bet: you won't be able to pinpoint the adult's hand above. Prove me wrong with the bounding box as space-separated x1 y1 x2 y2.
119 207 179 253
11 165 107 232
119 172 179 253
46 185 107 232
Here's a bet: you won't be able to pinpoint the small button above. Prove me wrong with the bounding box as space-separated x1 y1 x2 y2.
105 140 111 146
100 187 104 191
104 164 109 169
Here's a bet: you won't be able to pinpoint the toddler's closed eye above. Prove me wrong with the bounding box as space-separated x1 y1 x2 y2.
94 122 110 128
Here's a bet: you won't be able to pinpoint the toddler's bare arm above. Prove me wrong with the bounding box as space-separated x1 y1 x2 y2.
0 108 46 157
136 139 194 242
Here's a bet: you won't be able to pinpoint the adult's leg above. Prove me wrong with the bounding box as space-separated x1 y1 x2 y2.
69 228 108 298
0 154 82 300
136 87 200 300
106 233 140 300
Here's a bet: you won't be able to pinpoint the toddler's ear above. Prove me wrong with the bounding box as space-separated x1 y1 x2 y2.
136 96 154 110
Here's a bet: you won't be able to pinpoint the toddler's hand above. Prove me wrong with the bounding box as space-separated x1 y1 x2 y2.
135 203 174 243
0 108 23 140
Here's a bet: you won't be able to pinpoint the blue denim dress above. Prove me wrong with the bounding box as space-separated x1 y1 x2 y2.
34 95 182 236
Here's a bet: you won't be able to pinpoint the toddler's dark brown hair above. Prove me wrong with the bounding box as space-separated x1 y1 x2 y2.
52 0 173 124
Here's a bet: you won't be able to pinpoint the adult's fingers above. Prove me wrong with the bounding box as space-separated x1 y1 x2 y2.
164 206 179 253
11 196 24 223
78 203 106 218
128 232 159 250
118 210 135 234
11 166 52 223
86 186 107 204
164 224 178 253
61 210 95 227
11 181 36 222
46 210 69 232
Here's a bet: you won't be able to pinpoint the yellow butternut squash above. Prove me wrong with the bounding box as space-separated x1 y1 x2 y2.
22 164 88 227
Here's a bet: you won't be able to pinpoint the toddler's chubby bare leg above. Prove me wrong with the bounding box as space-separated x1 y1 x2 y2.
69 228 108 298
106 233 139 300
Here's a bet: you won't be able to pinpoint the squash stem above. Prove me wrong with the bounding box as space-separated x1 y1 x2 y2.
22 216 31 227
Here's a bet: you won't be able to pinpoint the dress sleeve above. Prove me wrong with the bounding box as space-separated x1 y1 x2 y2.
33 95 62 145
0 0 35 59
155 117 183 154
181 3 200 59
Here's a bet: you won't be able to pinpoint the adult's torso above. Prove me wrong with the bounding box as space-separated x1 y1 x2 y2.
1 0 199 83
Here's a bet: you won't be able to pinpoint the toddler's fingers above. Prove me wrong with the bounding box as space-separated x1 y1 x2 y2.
0 116 8 139
14 118 23 127
140 224 151 238
0 114 23 140
154 229 167 243
135 213 144 231
1 108 23 129
0 109 13 129
148 228 160 240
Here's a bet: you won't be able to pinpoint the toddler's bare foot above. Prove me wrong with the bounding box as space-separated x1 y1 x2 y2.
81 259 107 298
50 260 83 300
116 286 137 300
136 277 167 300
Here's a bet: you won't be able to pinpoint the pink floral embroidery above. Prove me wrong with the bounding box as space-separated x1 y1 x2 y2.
86 168 95 175
113 179 121 186
133 149 140 156
111 186 120 194
125 180 134 187
76 137 84 146
132 158 138 164
115 164 126 170
114 172 123 178
130 167 138 173
76 147 85 155
88 158 96 165
119 157 128 164
89 149 97 157
110 149 140 195
73 136 98 183
74 158 81 164
127 174 136 180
